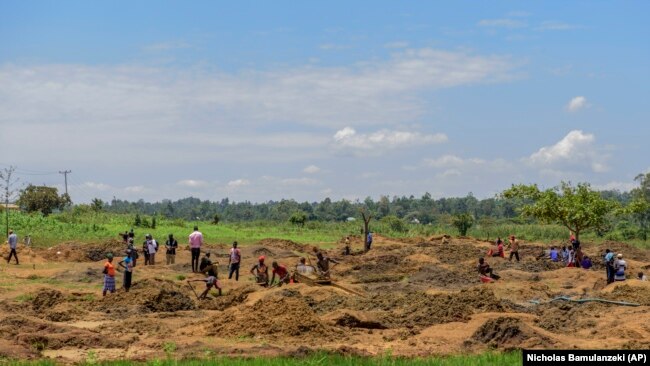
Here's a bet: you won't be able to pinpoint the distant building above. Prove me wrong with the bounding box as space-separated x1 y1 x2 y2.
0 203 20 211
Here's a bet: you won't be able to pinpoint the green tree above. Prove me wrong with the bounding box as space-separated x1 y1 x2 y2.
502 182 618 241
452 213 474 236
17 185 69 216
289 211 307 226
381 215 408 233
91 198 104 212
211 213 220 225
134 213 142 227
628 173 650 241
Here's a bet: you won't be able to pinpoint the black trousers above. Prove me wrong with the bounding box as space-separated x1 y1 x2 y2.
6 248 18 264
509 251 520 261
229 262 240 281
191 248 201 272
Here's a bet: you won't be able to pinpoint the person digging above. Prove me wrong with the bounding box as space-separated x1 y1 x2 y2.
188 263 222 299
269 261 291 287
250 255 269 286
315 250 339 279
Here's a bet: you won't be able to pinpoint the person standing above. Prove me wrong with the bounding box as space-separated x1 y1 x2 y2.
189 226 203 272
142 235 151 265
613 253 627 282
366 232 373 251
23 234 31 247
102 253 116 296
118 249 134 292
508 235 520 262
6 230 18 264
344 236 351 255
147 234 157 265
228 241 241 281
604 249 615 284
165 234 178 265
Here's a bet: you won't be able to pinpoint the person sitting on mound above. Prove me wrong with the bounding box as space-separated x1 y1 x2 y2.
477 257 500 280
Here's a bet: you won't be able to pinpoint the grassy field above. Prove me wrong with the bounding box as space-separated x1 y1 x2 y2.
2 352 522 366
4 210 648 249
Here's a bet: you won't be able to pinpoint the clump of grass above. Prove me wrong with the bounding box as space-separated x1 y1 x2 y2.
176 275 186 281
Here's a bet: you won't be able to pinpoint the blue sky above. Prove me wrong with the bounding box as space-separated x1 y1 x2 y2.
1 1 648 203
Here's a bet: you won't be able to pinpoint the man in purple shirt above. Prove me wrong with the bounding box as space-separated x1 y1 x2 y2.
189 226 203 272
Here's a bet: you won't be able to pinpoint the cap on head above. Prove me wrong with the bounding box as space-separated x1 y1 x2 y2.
146 234 152 239
259 255 265 262
106 253 114 259
617 253 623 259
9 230 13 234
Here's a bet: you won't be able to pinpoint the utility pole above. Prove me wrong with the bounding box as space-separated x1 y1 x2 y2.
59 170 71 196
0 166 19 238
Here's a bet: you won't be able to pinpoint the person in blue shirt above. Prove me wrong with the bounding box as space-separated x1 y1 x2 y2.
549 247 559 262
118 249 134 292
6 230 18 265
604 249 615 284
581 255 593 270
366 232 373 251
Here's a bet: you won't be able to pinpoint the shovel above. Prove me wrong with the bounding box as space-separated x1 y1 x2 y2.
186 280 200 300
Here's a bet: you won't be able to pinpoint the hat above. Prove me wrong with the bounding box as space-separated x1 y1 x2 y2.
258 255 265 262
617 253 623 259
106 252 114 259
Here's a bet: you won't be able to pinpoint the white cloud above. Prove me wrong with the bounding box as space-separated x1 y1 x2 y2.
0 48 519 132
81 182 112 191
527 130 607 173
124 185 145 193
477 19 527 28
177 179 209 188
227 179 250 188
566 96 588 112
333 127 447 151
536 21 580 31
423 155 471 168
592 181 636 192
303 165 321 174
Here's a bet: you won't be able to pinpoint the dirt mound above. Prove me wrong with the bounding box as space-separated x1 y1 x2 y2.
143 288 195 312
92 278 196 313
258 238 311 254
208 294 339 340
55 267 103 283
600 284 650 306
535 302 601 333
0 315 128 351
330 312 387 329
32 289 64 312
594 241 650 262
252 247 276 257
199 284 257 311
468 317 554 349
48 239 125 262
409 265 478 288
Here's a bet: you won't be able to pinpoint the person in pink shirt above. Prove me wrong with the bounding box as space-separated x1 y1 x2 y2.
189 226 203 272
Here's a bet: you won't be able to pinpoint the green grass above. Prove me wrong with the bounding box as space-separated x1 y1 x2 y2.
5 210 649 249
1 352 522 366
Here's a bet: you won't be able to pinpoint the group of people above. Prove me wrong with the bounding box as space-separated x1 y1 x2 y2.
103 226 342 299
487 235 521 262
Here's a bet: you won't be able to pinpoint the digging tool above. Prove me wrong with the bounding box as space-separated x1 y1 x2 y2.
186 280 200 300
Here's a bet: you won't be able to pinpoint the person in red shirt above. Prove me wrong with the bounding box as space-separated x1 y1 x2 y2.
270 261 290 287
